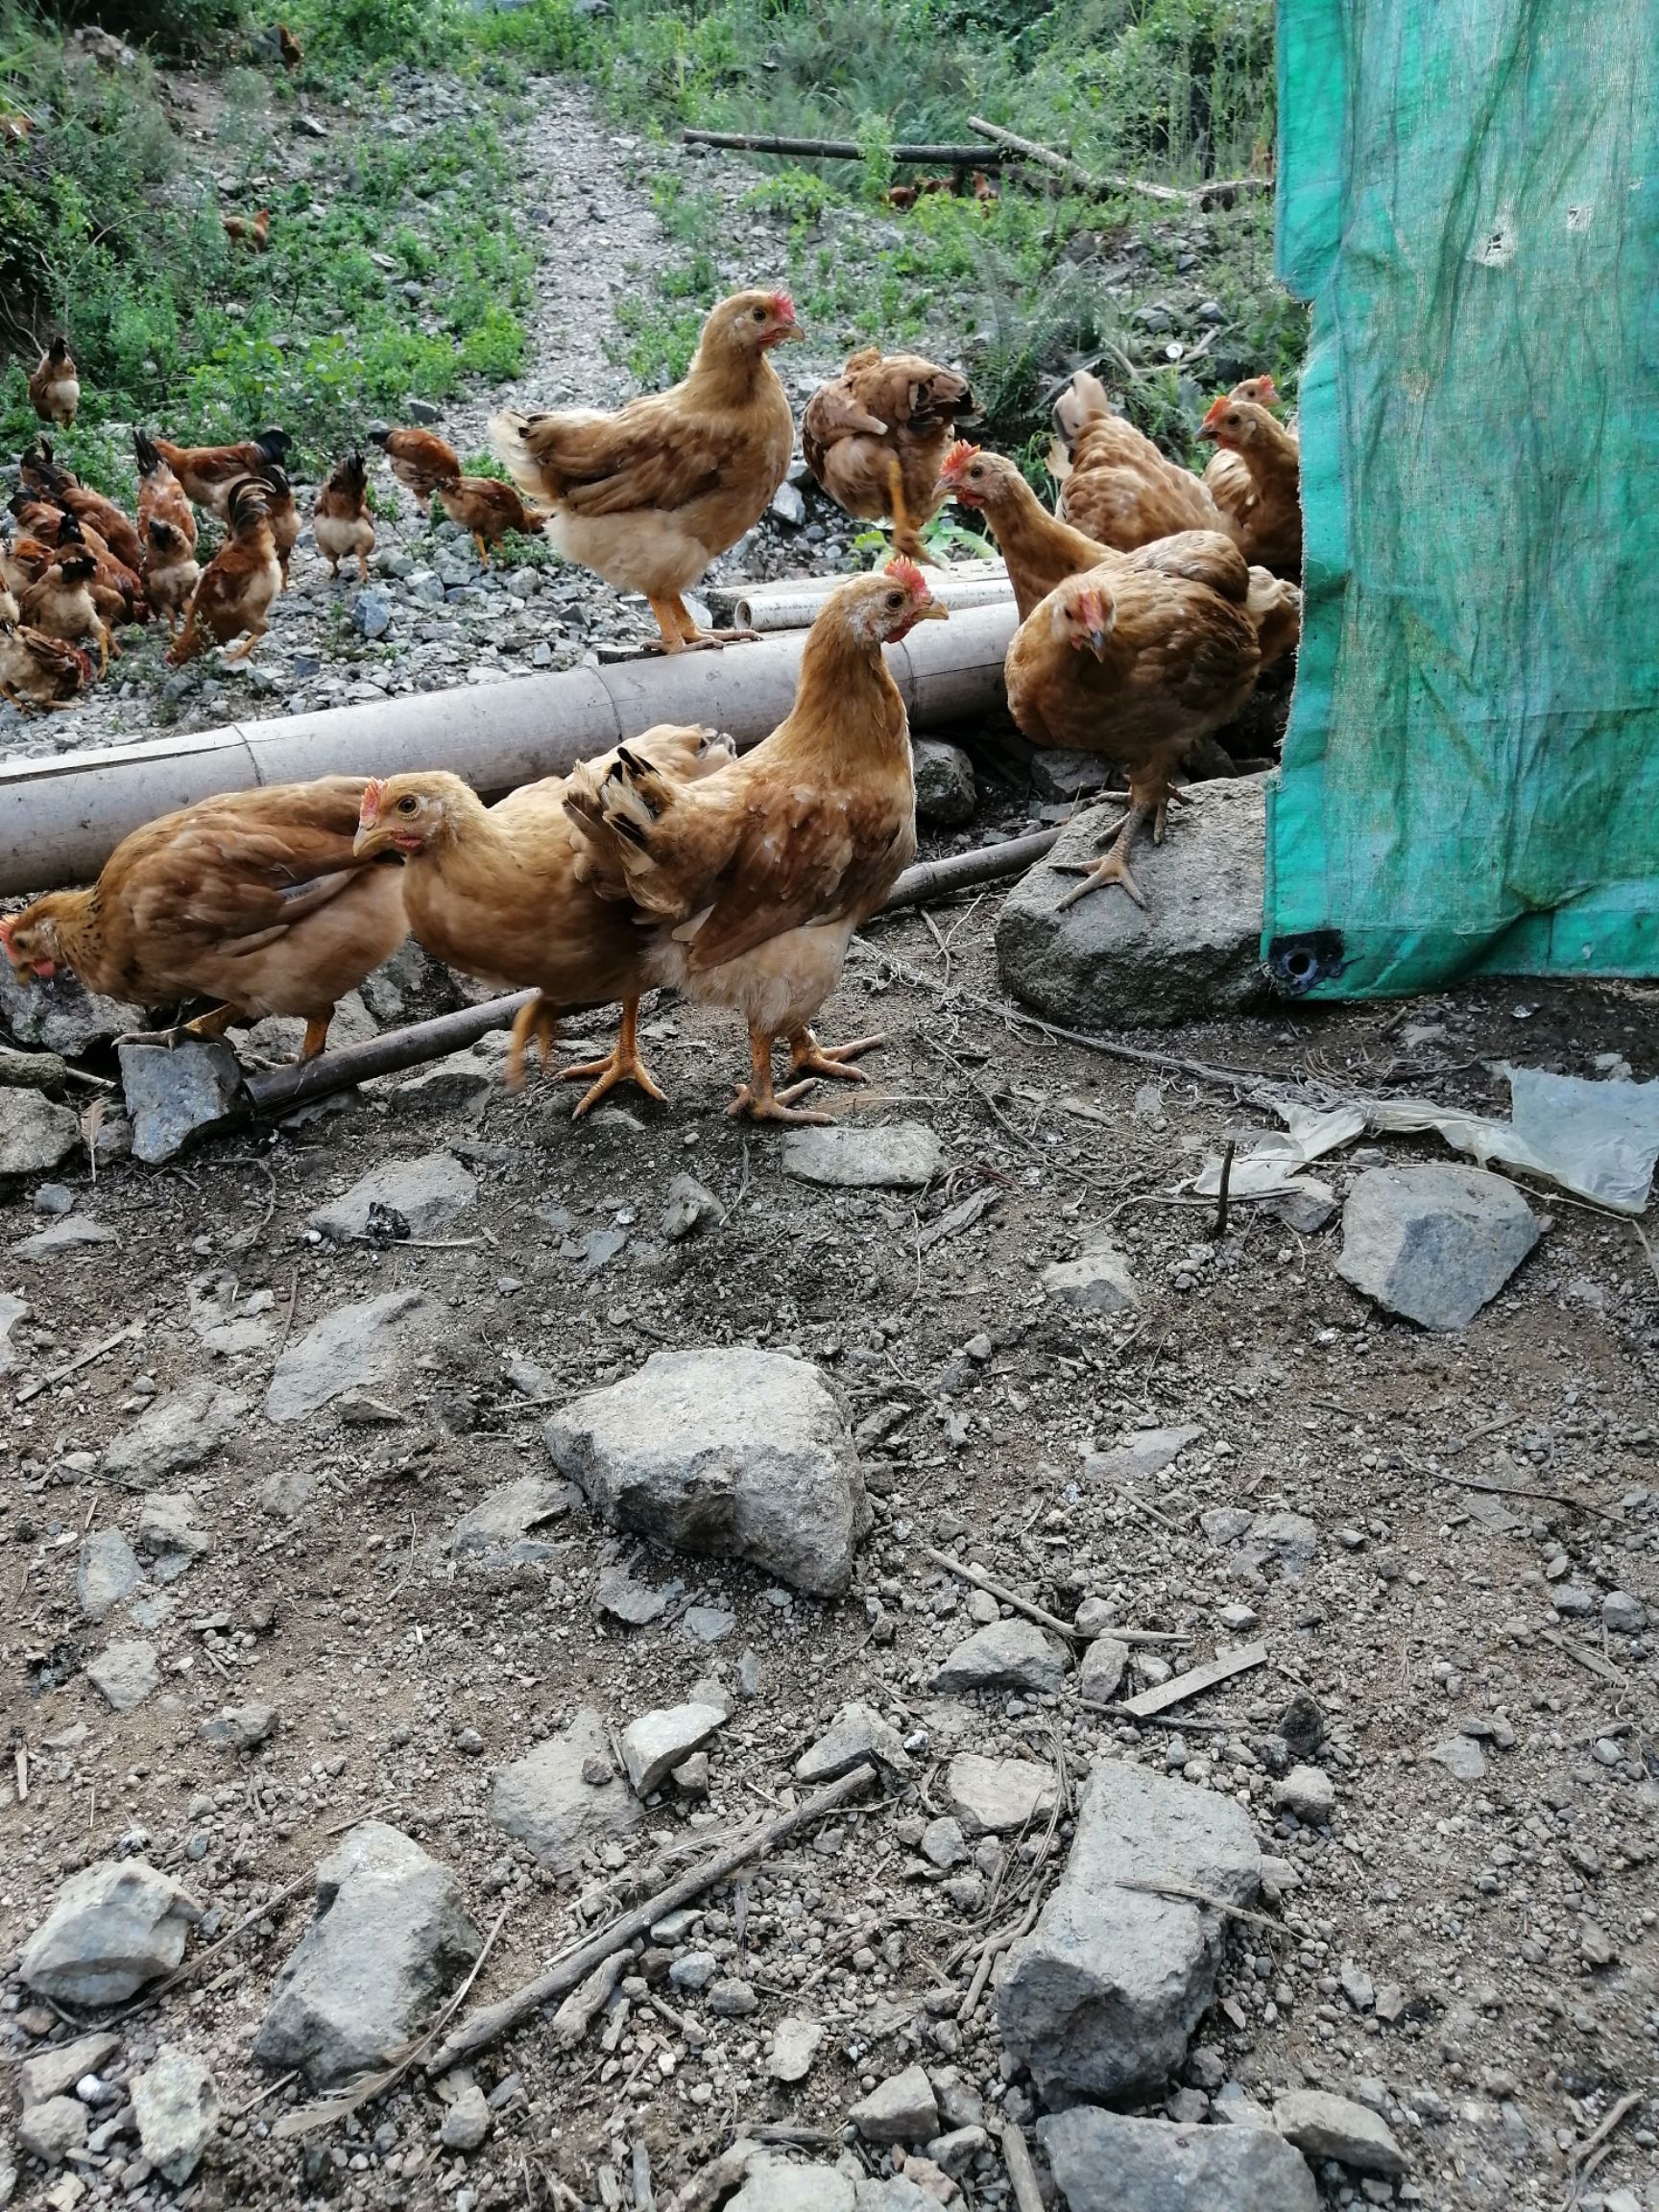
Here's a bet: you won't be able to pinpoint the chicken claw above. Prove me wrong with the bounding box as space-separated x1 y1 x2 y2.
727 1026 833 1125
1053 797 1155 911
645 594 758 654
558 998 667 1118
505 996 559 1091
784 1028 884 1085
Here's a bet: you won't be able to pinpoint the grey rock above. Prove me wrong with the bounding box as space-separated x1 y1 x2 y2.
1078 1635 1130 1706
594 1562 669 1625
265 1289 438 1422
1428 1736 1486 1782
767 2014 823 2082
1040 2108 1317 2212
998 1760 1260 2106
0 1288 27 1371
920 1817 967 1868
1336 1165 1541 1330
709 1977 757 2016
1273 2090 1406 2177
253 1822 481 2086
19 2032 121 2110
18 2096 88 2165
912 738 976 826
794 1702 913 1785
780 1120 943 1190
943 1754 1057 1836
86 1640 160 1712
1043 1246 1139 1314
770 479 805 526
729 2158 854 2212
135 1491 212 1558
931 1617 1070 1695
200 1701 277 1751
850 2062 939 2144
78 1528 144 1621
308 1152 476 1241
544 1347 870 1596
439 2082 491 2152
12 1214 116 1258
1273 1765 1335 1823
31 1181 74 1214
1267 1179 1338 1236
1253 1510 1319 1569
1278 1693 1325 1759
407 397 442 425
1602 1590 1647 1635
132 2047 219 2184
490 1709 642 1871
622 1701 725 1795
1084 1424 1202 1486
353 586 395 638
0 962 137 1054
669 1951 719 1991
449 1472 571 1564
661 1172 724 1241
0 1089 80 1177
998 780 1268 1029
1214 2081 1276 2129
1339 1959 1376 2012
106 1382 248 1491
21 1860 201 2006
683 1603 736 1643
119 1038 245 1163
1030 749 1115 801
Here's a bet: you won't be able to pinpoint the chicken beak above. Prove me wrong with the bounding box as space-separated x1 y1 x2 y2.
1086 626 1111 658
351 819 381 858
911 597 950 623
1194 422 1218 442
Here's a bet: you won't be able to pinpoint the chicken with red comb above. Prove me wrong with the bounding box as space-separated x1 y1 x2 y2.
1197 392 1302 574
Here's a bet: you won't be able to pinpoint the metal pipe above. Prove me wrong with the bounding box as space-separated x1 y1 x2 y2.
243 824 1059 1116
0 605 1016 897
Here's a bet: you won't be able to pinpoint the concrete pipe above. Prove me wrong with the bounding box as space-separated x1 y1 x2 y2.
0 603 1017 898
711 563 1012 635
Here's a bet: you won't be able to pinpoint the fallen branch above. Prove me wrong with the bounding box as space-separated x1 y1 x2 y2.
1000 2123 1046 2212
1118 1640 1268 1719
425 1763 878 2075
958 1889 1042 2022
1114 1874 1285 1937
924 1548 1188 1648
550 1949 628 2049
1567 2089 1646 2205
1542 1627 1626 1689
14 1318 145 1407
684 128 1006 166
967 115 1270 207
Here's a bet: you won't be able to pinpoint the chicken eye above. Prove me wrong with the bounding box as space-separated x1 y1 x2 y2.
886 592 903 610
752 306 767 322
397 796 419 815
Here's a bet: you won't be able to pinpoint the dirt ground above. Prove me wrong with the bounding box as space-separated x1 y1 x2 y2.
2 883 1657 2212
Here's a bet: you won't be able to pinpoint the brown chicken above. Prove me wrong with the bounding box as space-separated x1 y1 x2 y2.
0 780 407 1061
133 431 198 556
0 576 17 627
1197 393 1302 574
564 560 944 1122
28 337 80 428
56 511 145 630
0 623 92 712
1048 370 1233 549
490 287 801 652
434 474 544 565
352 726 735 1104
167 476 281 665
313 452 375 581
134 431 200 634
369 425 461 504
20 544 110 674
803 348 978 561
19 447 145 574
276 22 302 65
260 463 300 582
144 428 292 517
1004 564 1261 907
223 208 271 251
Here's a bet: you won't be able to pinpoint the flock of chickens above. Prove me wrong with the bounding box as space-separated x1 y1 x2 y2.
0 285 1303 1125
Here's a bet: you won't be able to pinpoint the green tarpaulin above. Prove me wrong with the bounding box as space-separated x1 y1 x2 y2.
1263 0 1659 997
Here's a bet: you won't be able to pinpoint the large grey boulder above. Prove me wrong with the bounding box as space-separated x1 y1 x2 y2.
252 1822 481 2085
998 1760 1261 2105
490 1708 642 1871
0 1090 81 1178
20 1860 202 2006
1039 2109 1317 2212
307 1153 476 1241
132 2047 220 2184
544 1347 870 1596
1336 1165 1541 1330
0 962 135 1053
911 738 977 826
997 778 1268 1030
118 1037 245 1163
781 1121 944 1190
105 1382 248 1490
265 1289 439 1422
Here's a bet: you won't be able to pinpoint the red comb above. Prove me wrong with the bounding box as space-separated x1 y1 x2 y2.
770 289 796 322
359 778 384 818
941 439 979 478
885 555 928 597
1201 394 1230 426
1257 375 1278 402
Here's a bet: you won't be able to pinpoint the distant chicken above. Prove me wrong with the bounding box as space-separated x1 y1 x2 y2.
1197 392 1302 574
0 624 91 712
564 561 944 1121
276 22 302 66
352 726 734 1104
134 430 200 635
490 287 802 652
803 347 978 562
1048 369 1233 550
369 425 461 504
434 473 544 565
260 463 300 582
1004 564 1261 907
19 542 110 674
313 452 375 581
223 207 271 251
52 510 146 631
167 476 281 665
0 780 408 1062
143 427 292 517
19 445 144 573
28 337 80 428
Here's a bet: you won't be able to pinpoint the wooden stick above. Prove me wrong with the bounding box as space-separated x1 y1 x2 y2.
1542 1627 1626 1689
999 2122 1046 2212
683 128 1007 166
1118 1641 1268 1719
967 115 1270 206
924 1548 1188 1647
14 1318 144 1406
958 1890 1042 2022
1114 1875 1285 1936
1571 2087 1644 2171
425 1764 878 2076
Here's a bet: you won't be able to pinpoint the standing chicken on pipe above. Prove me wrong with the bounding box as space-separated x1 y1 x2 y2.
489 287 802 655
563 558 946 1124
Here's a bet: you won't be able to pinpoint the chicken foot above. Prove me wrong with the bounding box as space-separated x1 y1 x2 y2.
645 594 760 655
883 455 935 566
505 996 560 1092
115 1001 241 1052
784 1027 884 1086
220 623 268 665
558 997 668 1119
1053 796 1157 910
727 1025 834 1126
